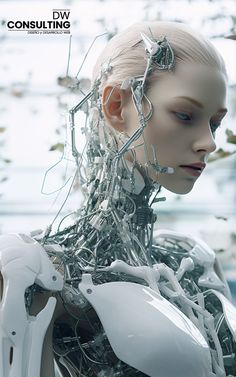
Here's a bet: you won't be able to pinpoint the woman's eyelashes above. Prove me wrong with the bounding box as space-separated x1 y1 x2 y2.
174 111 192 122
210 120 221 133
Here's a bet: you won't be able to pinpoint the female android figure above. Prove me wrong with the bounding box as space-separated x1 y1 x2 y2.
0 21 236 377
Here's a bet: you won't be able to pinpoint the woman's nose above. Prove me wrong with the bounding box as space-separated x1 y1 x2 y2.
192 125 217 155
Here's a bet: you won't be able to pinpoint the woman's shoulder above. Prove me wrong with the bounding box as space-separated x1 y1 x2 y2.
153 228 229 296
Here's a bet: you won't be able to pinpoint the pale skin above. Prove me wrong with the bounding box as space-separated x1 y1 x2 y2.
0 63 228 377
103 63 228 194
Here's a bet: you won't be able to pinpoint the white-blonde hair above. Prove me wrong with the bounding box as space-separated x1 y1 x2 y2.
91 21 227 90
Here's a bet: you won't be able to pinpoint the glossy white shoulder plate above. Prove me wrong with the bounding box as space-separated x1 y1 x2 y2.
80 274 212 377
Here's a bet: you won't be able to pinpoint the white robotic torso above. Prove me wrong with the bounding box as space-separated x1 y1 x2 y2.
76 230 236 377
1 230 236 377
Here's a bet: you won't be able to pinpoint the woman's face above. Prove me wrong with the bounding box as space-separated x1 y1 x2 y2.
122 63 227 194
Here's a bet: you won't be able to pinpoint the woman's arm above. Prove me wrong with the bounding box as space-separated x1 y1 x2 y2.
30 291 56 377
30 291 66 377
0 233 63 377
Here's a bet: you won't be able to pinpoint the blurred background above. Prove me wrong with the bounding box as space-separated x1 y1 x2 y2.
0 0 236 295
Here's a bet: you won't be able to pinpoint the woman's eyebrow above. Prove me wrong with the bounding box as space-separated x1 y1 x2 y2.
173 96 228 113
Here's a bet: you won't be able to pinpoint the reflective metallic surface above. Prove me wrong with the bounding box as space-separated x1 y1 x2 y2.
80 276 212 377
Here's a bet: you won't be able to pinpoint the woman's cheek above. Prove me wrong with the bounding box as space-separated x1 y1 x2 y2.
148 121 177 144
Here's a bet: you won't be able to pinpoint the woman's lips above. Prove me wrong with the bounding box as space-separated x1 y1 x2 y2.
180 164 205 177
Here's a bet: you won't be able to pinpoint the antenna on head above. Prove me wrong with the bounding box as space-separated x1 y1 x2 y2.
75 32 108 78
148 26 155 40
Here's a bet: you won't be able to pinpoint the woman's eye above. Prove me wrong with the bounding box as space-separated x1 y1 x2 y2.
175 112 192 121
210 121 221 133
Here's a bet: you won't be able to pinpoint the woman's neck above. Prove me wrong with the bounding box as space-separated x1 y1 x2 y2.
75 159 159 267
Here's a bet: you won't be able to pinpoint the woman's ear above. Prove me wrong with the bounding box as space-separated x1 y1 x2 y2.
102 85 127 132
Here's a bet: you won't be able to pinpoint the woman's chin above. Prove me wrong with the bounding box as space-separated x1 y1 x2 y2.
160 181 195 195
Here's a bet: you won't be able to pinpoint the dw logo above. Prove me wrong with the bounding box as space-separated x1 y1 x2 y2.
53 9 70 20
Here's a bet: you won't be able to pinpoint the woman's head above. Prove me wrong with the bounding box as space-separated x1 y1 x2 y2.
92 21 227 88
91 21 228 194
